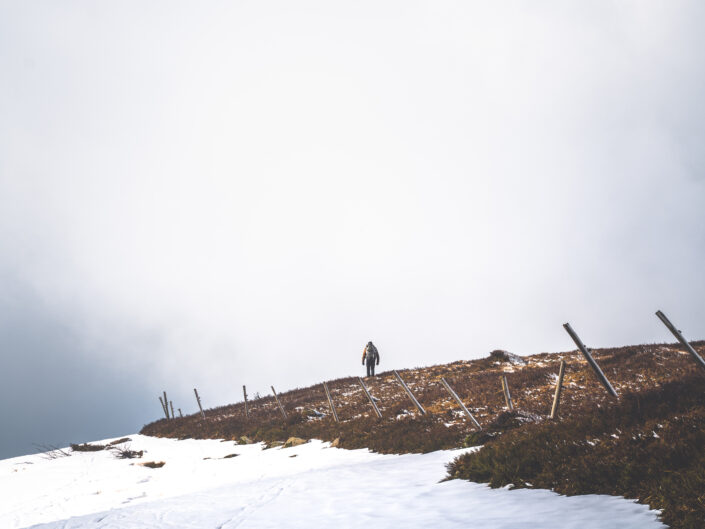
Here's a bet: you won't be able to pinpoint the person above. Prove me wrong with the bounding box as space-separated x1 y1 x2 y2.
362 341 380 377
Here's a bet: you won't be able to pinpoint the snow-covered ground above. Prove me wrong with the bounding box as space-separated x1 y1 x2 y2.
2 435 665 528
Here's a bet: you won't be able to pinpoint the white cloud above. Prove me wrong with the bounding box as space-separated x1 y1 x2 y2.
1 1 704 417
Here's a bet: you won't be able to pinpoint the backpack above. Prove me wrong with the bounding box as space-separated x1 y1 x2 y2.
366 342 378 362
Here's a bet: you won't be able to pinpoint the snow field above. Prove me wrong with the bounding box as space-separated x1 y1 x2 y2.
1 435 666 528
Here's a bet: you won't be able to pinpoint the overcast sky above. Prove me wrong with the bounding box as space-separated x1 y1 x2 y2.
1 1 704 459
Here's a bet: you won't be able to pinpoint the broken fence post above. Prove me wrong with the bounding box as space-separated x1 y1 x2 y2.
550 360 566 419
178 408 183 418
194 388 206 419
357 377 382 419
170 401 175 419
243 385 250 419
323 382 339 423
271 386 287 419
656 310 705 372
501 375 514 411
440 377 481 430
563 323 618 398
393 370 426 415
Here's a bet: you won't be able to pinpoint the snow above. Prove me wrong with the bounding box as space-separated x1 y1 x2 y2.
1 435 666 529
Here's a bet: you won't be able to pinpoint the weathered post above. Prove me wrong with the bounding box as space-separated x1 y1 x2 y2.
271 386 287 419
163 391 169 417
656 310 705 372
550 360 566 419
393 370 426 415
170 401 175 419
440 377 481 430
501 375 514 411
323 382 339 423
563 323 618 398
243 385 250 419
194 388 206 419
178 408 183 418
357 377 382 419
158 396 169 419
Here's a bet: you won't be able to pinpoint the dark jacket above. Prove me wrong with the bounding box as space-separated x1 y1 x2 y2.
362 342 379 365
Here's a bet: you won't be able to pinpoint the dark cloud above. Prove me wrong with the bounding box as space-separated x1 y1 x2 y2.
0 277 156 459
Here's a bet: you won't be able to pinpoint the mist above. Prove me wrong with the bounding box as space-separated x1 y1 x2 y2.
1 1 704 458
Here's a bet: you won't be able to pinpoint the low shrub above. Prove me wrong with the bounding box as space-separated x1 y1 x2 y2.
446 376 705 529
111 445 143 459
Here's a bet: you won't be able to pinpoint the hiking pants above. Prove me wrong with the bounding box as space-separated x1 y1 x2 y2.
366 358 376 377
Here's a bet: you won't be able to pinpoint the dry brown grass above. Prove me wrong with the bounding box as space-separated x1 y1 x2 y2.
141 341 704 452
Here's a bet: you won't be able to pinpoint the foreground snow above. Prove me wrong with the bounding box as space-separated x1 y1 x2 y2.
2 435 665 528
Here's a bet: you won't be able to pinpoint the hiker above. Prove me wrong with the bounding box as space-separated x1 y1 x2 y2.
362 341 380 377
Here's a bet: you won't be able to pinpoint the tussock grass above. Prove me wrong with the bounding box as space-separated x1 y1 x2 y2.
446 376 705 529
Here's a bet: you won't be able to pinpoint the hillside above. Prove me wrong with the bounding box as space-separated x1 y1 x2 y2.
142 341 705 528
142 341 703 451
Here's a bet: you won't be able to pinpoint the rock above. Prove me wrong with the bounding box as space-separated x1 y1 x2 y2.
330 438 340 448
489 350 526 365
139 461 165 468
264 440 284 450
238 436 253 445
283 437 307 448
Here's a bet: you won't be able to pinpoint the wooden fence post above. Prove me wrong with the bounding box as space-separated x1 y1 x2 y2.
550 360 566 419
163 391 169 418
243 385 250 419
440 377 481 430
158 396 169 419
194 388 206 419
170 401 175 420
393 370 426 415
323 382 339 423
563 323 618 398
501 375 514 411
357 377 382 418
178 408 183 418
656 310 705 372
271 386 287 419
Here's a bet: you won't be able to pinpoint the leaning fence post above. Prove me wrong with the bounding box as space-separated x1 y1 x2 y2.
178 408 183 418
163 391 169 417
393 370 426 415
656 310 705 372
563 323 618 398
357 377 382 419
158 396 169 419
323 382 339 423
271 386 287 419
439 377 481 430
170 401 175 419
501 375 514 411
194 388 206 419
243 385 250 419
550 360 566 419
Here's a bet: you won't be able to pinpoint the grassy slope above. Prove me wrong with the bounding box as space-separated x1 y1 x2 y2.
447 376 705 529
141 342 705 528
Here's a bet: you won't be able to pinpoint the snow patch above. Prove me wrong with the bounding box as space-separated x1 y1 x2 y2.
0 435 666 529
